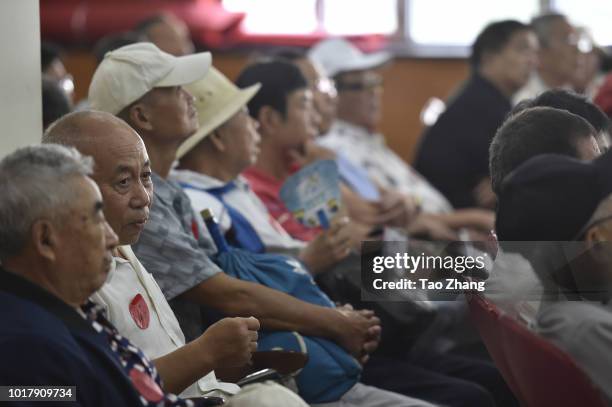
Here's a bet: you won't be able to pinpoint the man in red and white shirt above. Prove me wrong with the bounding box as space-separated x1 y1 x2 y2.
43 110 309 407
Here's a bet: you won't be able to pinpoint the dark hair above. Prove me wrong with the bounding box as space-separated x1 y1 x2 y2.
93 32 143 64
490 106 596 194
530 13 568 48
514 89 610 135
133 14 167 37
41 42 61 72
42 77 72 130
470 20 531 67
272 48 307 62
235 60 308 119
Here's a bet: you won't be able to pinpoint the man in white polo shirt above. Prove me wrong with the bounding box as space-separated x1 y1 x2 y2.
171 66 356 274
309 38 495 238
43 109 308 407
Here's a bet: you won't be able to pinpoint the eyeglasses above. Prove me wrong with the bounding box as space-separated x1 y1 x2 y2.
314 77 337 98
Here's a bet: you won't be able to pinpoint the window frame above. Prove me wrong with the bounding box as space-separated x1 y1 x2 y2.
223 0 564 57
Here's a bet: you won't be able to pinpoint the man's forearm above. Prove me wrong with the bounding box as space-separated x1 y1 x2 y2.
181 274 345 342
153 339 215 395
433 208 495 231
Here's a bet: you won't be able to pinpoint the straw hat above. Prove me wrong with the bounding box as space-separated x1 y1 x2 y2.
176 66 261 159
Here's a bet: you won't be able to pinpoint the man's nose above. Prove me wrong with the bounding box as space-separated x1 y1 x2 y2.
132 182 151 208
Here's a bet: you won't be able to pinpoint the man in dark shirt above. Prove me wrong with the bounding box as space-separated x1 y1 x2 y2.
415 20 538 209
0 144 197 406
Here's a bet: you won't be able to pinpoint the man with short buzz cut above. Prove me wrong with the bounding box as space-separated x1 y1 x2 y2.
415 20 538 209
0 144 200 406
484 105 602 320
42 111 304 405
88 43 419 406
513 89 611 152
489 106 601 195
514 13 580 103
238 59 359 244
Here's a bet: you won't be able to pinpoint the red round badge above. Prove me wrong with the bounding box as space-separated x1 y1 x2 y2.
129 294 150 330
129 367 164 402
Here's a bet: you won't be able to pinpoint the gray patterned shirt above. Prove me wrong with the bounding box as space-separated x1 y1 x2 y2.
132 172 221 340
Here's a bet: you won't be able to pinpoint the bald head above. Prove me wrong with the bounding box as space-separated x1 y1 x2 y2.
43 110 153 246
43 110 138 152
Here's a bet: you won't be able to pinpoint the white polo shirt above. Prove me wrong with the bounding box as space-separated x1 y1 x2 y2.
91 245 240 398
512 73 573 105
170 169 305 251
319 120 453 214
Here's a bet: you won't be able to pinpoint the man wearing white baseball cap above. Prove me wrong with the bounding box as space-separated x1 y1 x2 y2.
86 43 311 406
89 42 210 115
89 43 410 406
310 38 495 237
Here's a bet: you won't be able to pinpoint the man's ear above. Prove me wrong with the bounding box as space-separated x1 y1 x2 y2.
31 219 58 263
128 103 154 132
257 106 281 134
586 226 603 245
209 131 226 152
585 226 610 264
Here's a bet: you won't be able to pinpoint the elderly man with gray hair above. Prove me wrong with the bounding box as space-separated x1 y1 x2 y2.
0 143 306 407
42 109 309 407
0 144 196 405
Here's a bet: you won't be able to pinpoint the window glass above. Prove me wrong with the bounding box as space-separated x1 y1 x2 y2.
323 0 398 35
223 0 318 34
408 0 538 46
553 0 612 46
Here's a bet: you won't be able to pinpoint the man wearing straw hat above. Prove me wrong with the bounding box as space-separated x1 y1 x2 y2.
43 110 309 406
172 66 354 275
88 43 426 406
171 62 507 407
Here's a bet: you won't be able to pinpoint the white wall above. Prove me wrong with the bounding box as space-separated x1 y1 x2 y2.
0 0 41 158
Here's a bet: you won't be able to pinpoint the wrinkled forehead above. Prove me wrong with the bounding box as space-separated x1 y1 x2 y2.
288 87 312 103
86 120 149 175
507 28 539 48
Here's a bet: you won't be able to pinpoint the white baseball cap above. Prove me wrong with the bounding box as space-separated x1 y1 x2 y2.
89 42 212 115
308 38 391 78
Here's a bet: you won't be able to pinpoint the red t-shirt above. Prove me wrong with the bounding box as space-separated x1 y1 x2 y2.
243 166 321 242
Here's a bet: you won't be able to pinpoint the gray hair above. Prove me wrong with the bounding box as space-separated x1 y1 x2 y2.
0 144 94 259
531 13 567 48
